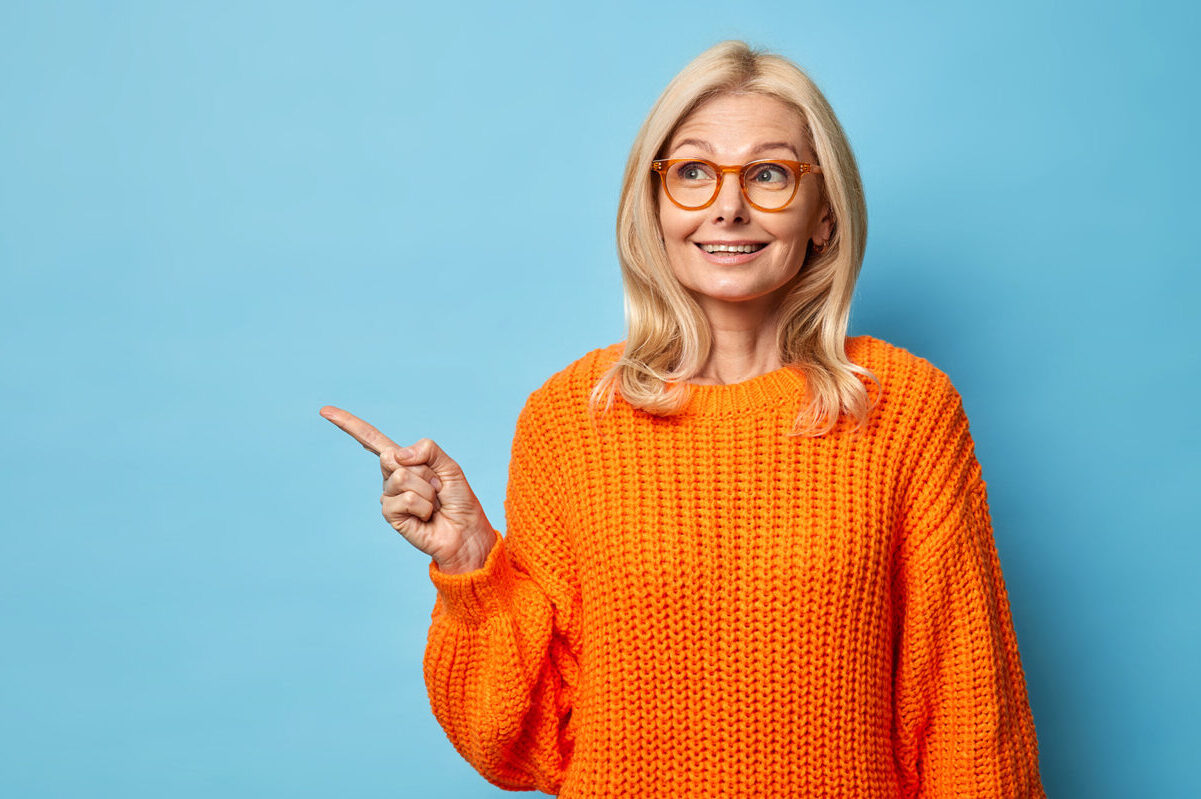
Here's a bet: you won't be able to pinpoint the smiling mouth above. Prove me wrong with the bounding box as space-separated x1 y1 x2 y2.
695 242 768 254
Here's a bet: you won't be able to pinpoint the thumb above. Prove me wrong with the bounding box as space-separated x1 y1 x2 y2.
400 439 461 483
380 447 403 479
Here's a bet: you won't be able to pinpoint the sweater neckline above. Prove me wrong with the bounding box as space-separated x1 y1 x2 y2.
680 363 807 416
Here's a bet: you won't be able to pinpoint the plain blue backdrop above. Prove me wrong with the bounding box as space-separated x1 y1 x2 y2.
2 1 1197 796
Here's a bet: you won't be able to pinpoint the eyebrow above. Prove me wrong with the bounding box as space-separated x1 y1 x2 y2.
670 138 800 158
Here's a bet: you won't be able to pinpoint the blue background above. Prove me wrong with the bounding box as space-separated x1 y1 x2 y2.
2 1 1197 796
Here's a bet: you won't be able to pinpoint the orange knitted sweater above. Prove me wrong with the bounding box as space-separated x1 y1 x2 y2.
424 335 1046 798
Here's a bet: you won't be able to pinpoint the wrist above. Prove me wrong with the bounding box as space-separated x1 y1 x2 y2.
435 526 496 575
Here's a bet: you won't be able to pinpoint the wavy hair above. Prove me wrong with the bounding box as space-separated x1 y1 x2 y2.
589 40 879 437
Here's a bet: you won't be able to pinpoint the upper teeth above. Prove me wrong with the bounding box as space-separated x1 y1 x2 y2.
701 243 763 253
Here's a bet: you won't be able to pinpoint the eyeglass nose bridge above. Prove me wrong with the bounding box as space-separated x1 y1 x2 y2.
711 164 752 210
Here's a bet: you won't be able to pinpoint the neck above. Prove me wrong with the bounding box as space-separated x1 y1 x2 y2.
691 294 784 385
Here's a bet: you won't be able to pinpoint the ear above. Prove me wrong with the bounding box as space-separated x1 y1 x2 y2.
814 202 834 249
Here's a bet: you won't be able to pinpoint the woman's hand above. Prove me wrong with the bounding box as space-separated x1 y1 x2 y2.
319 405 495 574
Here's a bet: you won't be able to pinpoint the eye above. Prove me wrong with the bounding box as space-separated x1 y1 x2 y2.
746 162 791 185
673 161 716 182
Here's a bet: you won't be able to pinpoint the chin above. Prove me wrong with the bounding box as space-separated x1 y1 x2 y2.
692 287 779 304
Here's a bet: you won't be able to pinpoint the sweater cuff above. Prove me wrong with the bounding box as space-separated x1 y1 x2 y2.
427 528 514 626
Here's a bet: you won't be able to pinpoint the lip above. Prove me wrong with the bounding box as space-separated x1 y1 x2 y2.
693 241 770 265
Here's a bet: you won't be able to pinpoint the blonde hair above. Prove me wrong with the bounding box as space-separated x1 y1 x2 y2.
589 40 879 437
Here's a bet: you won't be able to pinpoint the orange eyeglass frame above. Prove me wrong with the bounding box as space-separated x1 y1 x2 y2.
650 158 822 212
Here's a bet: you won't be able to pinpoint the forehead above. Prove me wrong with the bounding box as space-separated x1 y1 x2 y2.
666 93 813 159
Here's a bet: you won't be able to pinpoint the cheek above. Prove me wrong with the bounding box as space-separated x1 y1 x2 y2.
766 212 812 248
658 210 681 241
658 200 696 242
762 218 813 271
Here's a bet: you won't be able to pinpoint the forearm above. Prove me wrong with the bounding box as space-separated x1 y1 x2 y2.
424 533 575 792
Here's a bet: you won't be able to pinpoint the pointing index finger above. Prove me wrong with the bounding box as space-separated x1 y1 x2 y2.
319 405 400 456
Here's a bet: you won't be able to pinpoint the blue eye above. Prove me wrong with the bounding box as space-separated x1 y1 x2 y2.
747 163 790 185
673 161 716 182
744 162 792 192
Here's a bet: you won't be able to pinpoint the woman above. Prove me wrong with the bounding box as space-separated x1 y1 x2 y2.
321 40 1046 797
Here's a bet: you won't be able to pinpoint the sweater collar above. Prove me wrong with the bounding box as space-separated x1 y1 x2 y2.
680 363 807 416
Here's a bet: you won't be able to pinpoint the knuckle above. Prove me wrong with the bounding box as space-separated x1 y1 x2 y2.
382 499 407 527
414 496 434 520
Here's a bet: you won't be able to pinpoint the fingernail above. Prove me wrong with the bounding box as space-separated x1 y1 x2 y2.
431 476 442 491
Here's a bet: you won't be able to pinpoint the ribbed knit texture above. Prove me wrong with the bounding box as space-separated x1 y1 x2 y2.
423 335 1046 798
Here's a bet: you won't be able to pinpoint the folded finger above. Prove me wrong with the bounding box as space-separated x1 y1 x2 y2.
383 468 438 506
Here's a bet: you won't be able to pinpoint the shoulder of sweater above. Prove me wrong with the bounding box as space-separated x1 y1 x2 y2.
523 340 626 408
510 342 623 455
849 334 959 403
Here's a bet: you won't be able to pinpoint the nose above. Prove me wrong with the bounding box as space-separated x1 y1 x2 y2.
711 172 750 224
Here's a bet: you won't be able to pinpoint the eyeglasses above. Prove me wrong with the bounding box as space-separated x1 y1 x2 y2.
650 158 822 212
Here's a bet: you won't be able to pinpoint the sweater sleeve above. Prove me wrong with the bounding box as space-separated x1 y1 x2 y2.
421 390 581 794
892 375 1046 798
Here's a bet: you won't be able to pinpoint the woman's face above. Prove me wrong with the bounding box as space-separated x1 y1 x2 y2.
657 93 831 314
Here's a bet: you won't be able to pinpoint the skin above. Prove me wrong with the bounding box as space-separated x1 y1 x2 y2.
318 405 496 574
658 92 833 385
321 91 832 573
